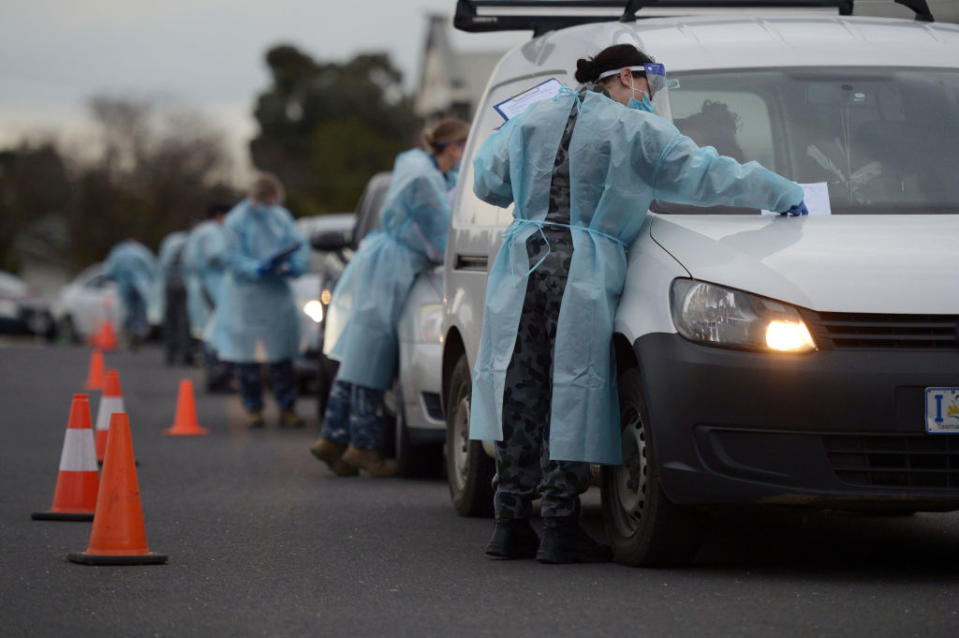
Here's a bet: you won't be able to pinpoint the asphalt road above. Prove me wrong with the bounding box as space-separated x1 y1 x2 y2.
1 344 958 637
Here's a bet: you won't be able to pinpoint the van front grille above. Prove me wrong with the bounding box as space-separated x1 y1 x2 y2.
808 312 959 350
823 434 959 489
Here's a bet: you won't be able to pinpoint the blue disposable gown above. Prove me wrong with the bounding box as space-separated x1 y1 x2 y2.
104 239 158 323
324 148 453 390
183 220 228 338
469 90 803 464
207 199 309 363
153 231 189 319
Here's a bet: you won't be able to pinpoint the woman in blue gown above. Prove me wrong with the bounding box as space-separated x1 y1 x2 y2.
311 117 469 477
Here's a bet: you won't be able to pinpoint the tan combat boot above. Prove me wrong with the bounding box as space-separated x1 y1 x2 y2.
279 409 305 428
246 410 265 429
341 445 397 477
310 438 359 477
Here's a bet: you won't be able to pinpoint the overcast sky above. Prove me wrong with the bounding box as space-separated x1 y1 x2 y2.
0 0 527 175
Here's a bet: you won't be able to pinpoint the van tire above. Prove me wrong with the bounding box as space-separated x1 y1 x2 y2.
602 367 703 566
445 355 494 517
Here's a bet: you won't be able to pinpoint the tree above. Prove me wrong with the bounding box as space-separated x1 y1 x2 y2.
0 142 72 271
68 96 238 266
250 46 417 214
0 96 240 273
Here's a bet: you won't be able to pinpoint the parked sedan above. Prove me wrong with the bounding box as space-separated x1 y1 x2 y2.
0 270 55 339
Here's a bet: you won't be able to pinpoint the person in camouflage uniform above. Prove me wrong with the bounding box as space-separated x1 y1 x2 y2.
493 103 591 522
486 94 612 564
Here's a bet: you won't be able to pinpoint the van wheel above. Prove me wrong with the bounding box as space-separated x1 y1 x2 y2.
395 388 443 478
445 355 494 517
602 367 703 566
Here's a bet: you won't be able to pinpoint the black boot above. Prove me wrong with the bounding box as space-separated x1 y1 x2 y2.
536 515 613 564
485 518 540 559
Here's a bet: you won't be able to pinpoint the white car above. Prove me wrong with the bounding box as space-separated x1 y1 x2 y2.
442 1 959 565
55 263 122 342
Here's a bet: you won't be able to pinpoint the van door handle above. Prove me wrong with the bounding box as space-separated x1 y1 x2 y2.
454 254 488 272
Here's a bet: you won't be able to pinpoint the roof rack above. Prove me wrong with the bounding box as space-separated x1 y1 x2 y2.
453 0 934 35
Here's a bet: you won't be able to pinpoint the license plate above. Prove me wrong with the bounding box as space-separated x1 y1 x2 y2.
925 387 959 434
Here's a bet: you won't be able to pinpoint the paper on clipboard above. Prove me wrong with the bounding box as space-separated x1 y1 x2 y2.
493 78 563 121
761 182 832 216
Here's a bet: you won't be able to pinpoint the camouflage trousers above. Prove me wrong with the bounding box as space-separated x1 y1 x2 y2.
493 228 591 520
320 378 385 450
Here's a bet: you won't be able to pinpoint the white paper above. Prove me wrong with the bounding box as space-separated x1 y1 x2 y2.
495 78 563 121
761 182 832 216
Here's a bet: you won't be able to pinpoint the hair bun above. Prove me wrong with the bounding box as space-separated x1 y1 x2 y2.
574 57 597 84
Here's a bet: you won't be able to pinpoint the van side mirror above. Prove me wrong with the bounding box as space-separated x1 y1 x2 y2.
311 229 352 252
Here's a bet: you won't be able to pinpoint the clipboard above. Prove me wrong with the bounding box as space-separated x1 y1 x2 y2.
268 242 302 263
493 78 563 122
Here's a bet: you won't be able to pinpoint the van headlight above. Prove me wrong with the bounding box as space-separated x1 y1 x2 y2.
303 299 324 323
670 279 816 353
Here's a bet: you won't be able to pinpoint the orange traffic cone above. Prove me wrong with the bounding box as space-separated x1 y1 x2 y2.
164 379 209 436
32 394 99 521
93 318 118 351
67 413 167 565
84 348 106 391
94 370 125 463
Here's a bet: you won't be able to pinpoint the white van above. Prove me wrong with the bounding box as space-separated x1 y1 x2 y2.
441 1 959 565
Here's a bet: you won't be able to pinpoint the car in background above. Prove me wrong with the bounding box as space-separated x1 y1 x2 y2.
315 171 447 476
443 0 959 565
54 263 122 343
0 270 55 339
291 213 356 392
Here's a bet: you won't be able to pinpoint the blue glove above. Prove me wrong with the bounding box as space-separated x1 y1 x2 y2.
780 201 809 217
256 256 282 276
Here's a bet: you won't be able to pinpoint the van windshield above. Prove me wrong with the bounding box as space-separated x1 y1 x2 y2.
654 67 959 215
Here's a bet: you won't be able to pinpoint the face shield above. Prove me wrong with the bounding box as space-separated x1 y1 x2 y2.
597 63 673 121
642 63 673 121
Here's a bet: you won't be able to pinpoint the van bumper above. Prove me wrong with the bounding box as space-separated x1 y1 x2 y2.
633 333 959 511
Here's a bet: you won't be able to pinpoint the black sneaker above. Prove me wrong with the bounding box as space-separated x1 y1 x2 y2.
485 518 540 559
536 516 613 564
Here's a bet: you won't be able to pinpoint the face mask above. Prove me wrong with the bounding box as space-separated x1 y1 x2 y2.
627 78 654 113
445 164 460 189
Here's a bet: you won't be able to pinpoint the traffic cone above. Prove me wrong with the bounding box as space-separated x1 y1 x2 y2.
67 413 167 565
31 394 99 521
93 370 125 463
84 348 105 391
93 318 118 351
163 379 209 436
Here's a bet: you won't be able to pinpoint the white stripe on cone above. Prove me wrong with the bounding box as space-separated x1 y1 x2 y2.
95 396 125 432
59 428 98 472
